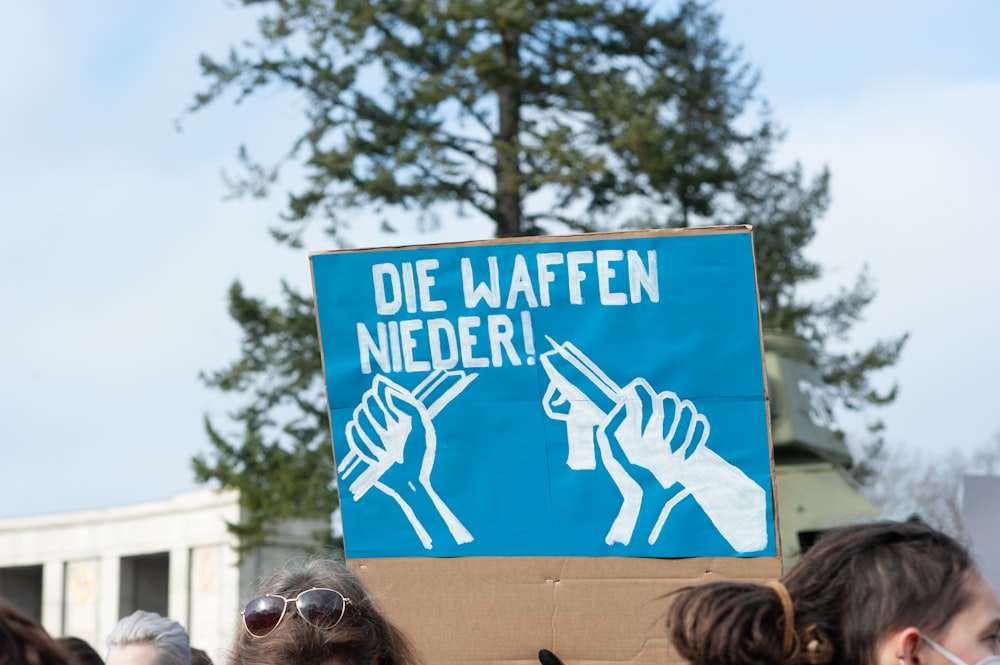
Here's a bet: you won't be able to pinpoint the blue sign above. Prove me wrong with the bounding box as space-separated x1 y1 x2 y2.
311 228 776 559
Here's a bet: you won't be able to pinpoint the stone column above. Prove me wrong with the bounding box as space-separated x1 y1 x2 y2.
168 546 191 629
97 555 121 647
41 560 65 637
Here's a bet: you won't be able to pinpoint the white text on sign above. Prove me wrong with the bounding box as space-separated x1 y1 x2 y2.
358 248 659 374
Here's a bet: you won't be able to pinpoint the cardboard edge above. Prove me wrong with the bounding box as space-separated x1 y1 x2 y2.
306 225 753 258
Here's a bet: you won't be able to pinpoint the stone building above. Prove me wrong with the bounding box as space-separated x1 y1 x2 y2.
0 488 327 660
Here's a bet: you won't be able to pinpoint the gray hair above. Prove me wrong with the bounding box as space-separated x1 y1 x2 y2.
107 610 191 665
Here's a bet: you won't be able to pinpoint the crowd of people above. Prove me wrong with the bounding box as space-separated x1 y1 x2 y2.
1 520 997 665
0 599 211 665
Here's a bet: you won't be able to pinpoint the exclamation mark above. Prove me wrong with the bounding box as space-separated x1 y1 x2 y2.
521 311 536 366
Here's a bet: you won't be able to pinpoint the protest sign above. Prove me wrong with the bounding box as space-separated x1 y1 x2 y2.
310 226 780 665
313 226 776 559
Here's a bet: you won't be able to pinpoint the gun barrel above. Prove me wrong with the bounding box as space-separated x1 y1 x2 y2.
541 337 620 415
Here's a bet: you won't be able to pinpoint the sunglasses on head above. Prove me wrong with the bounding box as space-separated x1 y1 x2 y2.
241 587 351 637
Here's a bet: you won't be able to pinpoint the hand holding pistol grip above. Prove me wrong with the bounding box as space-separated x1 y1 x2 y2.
539 337 621 470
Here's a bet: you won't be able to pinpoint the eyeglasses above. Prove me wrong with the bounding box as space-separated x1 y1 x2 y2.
241 587 351 637
922 635 1000 665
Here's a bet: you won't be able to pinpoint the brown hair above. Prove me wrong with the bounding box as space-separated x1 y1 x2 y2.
666 520 977 665
55 637 103 665
0 599 72 665
229 556 422 665
188 649 212 665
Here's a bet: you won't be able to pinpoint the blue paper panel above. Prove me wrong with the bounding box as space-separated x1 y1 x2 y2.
311 229 776 559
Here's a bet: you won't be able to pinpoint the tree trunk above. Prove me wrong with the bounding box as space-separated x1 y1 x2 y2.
494 26 522 238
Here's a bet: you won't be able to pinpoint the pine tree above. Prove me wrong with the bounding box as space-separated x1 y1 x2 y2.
188 0 905 552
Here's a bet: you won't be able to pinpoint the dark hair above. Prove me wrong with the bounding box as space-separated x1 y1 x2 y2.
230 556 422 665
0 599 72 665
666 520 977 665
189 648 212 665
56 637 104 665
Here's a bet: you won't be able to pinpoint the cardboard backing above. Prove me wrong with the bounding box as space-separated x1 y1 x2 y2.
351 555 781 665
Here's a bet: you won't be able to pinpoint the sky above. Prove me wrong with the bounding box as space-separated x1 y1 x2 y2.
1 1 998 520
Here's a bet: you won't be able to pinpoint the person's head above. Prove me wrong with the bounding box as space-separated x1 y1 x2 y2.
188 650 211 665
0 598 72 665
105 611 190 665
231 556 422 665
666 520 1000 665
56 636 104 665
